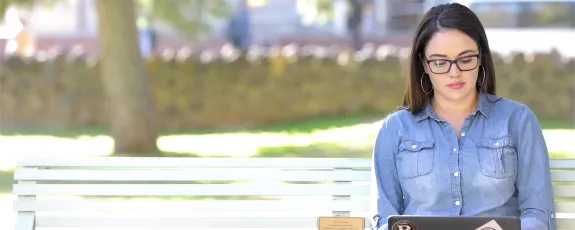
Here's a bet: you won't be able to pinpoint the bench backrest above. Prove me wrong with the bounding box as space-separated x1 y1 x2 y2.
551 159 575 229
13 157 372 229
12 157 575 230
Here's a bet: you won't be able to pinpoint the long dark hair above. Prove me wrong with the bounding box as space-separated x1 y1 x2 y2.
402 3 496 114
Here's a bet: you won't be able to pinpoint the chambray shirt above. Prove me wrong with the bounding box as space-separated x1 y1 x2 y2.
370 92 557 230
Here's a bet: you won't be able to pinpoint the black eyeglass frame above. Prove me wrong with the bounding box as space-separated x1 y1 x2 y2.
422 53 482 74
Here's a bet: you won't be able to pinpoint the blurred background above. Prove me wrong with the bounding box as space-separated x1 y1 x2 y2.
0 0 574 228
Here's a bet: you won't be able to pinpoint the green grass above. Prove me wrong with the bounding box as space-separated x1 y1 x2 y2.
539 118 575 130
0 170 13 193
0 113 382 137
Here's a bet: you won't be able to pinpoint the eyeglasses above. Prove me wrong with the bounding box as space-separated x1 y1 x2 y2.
423 53 481 74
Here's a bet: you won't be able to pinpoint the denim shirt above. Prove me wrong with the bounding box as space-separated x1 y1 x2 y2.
370 92 557 230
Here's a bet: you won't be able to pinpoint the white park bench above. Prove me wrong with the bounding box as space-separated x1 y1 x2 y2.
11 157 575 230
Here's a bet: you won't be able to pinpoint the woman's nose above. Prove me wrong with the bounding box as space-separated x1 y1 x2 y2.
448 63 462 77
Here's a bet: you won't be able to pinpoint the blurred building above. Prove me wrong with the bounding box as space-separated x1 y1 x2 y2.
4 0 423 43
3 0 573 56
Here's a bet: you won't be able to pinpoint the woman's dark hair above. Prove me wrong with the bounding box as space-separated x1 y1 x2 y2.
402 3 496 114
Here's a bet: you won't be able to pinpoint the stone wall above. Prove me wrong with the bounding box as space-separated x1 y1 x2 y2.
1 45 574 130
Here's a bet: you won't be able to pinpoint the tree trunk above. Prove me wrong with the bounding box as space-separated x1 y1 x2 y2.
94 0 159 155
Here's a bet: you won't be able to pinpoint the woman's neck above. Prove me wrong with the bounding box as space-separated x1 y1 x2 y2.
431 91 480 118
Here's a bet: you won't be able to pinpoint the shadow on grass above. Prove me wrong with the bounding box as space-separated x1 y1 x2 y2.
240 113 384 134
539 118 575 130
1 113 572 139
0 170 14 193
254 143 372 158
0 113 385 138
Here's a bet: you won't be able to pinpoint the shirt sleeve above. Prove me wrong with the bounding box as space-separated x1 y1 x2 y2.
370 114 404 229
514 105 557 230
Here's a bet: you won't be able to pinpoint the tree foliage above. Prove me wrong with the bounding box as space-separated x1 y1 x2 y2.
1 0 232 38
137 0 231 38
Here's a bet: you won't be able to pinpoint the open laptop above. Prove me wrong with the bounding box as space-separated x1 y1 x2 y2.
387 215 520 230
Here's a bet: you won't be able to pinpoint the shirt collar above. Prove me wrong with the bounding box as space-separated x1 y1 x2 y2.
414 91 501 122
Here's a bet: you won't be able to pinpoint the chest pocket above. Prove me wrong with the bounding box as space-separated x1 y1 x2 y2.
475 136 518 179
396 140 435 179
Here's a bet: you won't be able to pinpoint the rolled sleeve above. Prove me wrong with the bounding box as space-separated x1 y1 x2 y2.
370 114 404 229
514 105 557 230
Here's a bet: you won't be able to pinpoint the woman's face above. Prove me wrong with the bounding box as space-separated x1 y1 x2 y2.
422 29 481 103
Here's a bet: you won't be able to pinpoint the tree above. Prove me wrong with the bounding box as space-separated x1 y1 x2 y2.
94 0 159 155
1 0 230 156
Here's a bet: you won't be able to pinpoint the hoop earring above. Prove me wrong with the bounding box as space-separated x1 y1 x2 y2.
477 66 486 86
421 73 432 95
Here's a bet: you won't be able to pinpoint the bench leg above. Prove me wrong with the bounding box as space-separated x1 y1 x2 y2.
15 212 35 230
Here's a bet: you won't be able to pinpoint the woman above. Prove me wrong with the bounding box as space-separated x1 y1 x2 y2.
370 3 556 230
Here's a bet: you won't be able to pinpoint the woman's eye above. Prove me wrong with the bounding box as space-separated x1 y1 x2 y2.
459 58 472 63
433 61 447 67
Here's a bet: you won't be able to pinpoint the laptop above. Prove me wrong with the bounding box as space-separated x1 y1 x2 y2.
387 215 520 230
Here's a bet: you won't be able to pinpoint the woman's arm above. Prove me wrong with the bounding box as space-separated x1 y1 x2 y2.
514 105 557 230
370 114 404 230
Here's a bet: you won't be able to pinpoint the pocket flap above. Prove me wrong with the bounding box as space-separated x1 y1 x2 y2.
476 136 514 148
399 140 435 151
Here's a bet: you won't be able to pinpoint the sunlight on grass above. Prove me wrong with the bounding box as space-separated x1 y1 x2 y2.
1 119 573 170
540 129 575 154
159 121 379 157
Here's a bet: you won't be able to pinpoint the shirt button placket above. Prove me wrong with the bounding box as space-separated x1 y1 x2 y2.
451 142 463 215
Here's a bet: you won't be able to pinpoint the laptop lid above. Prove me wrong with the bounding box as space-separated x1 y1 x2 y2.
387 215 520 230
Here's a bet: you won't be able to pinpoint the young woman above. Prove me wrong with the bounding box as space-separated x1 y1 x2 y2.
370 3 556 230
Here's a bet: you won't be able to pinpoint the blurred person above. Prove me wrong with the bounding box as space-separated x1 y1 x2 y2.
138 28 156 58
13 17 35 56
370 3 556 230
226 0 251 51
347 0 366 51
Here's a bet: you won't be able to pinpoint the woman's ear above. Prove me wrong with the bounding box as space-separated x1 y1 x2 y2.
420 55 430 75
422 63 430 75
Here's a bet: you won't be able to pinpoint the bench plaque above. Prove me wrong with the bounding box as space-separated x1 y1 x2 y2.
318 216 365 230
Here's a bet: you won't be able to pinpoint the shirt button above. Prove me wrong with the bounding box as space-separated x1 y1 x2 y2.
455 201 461 206
452 148 457 152
454 172 459 177
494 142 500 147
411 144 417 149
461 132 466 137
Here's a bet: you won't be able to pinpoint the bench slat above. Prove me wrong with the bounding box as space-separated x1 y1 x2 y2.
17 157 372 169
14 199 575 213
35 216 372 228
18 158 574 169
13 184 370 196
550 159 575 169
14 169 572 183
553 186 575 198
15 199 575 214
551 171 575 182
14 199 370 212
556 202 575 213
14 168 371 182
31 215 575 229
